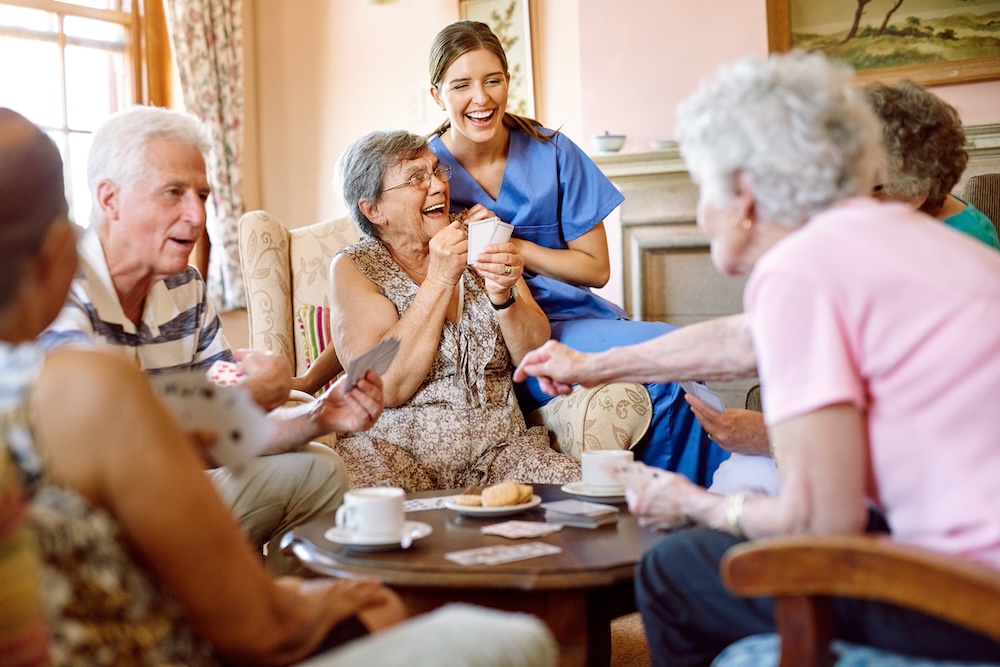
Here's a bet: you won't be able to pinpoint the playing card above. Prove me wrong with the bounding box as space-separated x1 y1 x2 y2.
480 521 563 539
404 496 455 512
444 542 562 566
489 220 514 245
151 369 275 473
466 217 498 264
206 359 246 387
345 336 401 389
679 381 727 413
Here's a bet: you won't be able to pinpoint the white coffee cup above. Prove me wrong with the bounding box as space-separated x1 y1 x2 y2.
335 487 405 540
581 449 634 492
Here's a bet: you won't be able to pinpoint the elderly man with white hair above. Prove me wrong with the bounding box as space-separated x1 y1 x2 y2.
40 106 374 566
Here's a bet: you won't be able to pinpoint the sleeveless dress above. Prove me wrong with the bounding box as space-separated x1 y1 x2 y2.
333 237 581 492
0 342 217 666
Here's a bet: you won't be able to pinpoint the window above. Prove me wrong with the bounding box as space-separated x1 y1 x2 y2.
0 0 168 227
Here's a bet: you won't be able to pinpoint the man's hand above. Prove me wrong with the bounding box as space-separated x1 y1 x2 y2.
513 340 598 395
311 370 384 435
685 393 771 456
234 349 292 412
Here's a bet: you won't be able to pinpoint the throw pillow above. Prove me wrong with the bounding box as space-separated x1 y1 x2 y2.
296 305 334 394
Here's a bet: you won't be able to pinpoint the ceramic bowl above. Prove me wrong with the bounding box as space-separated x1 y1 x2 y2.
592 134 626 153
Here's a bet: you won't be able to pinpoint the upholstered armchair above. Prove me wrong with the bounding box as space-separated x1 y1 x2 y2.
237 210 653 460
961 173 1000 237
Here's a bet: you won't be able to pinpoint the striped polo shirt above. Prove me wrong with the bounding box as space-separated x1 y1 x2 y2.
38 227 234 375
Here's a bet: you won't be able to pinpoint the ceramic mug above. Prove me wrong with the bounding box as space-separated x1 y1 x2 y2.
335 486 405 540
581 449 634 493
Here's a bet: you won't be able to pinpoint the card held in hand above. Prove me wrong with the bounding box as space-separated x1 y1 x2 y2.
151 369 275 473
679 381 727 413
466 216 499 264
345 336 400 389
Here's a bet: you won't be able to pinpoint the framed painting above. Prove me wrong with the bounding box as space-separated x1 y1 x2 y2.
766 0 1000 86
459 0 536 117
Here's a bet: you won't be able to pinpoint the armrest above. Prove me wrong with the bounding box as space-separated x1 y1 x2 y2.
721 535 1000 667
526 382 652 460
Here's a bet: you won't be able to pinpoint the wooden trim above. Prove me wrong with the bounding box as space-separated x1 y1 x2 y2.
766 0 1000 87
139 0 172 107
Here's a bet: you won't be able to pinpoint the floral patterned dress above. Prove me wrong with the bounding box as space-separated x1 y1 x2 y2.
0 342 217 666
335 237 581 492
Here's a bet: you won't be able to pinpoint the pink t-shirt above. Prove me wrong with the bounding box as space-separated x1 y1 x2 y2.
746 198 1000 570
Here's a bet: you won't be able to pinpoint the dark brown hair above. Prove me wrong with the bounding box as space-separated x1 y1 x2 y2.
0 108 68 310
862 80 967 213
428 20 555 144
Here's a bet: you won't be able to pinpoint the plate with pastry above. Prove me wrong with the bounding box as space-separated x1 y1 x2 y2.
445 482 541 517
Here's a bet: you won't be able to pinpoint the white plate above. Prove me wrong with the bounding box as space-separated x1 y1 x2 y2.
561 482 627 504
444 494 542 517
324 520 432 551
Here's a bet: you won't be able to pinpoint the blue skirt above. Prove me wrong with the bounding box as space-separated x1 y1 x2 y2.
515 318 729 487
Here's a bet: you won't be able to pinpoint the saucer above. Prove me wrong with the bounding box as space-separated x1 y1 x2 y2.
561 482 627 504
324 520 432 552
444 495 542 517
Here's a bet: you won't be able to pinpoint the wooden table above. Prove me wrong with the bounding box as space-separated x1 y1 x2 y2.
283 484 661 667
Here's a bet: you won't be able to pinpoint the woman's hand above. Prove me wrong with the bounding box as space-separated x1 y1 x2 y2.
474 240 523 301
685 395 771 456
311 371 384 434
426 219 469 288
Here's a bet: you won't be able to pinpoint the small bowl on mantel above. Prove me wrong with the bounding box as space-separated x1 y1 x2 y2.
592 133 626 153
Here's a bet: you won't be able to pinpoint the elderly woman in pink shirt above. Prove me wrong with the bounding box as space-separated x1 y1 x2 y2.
556 52 1000 666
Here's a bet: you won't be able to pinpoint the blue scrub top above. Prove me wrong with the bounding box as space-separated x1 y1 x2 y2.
431 127 627 322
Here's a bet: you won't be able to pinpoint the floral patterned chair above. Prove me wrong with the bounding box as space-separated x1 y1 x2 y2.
238 210 653 461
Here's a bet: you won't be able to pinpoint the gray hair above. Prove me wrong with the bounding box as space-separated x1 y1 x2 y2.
87 106 211 227
337 129 429 238
676 50 883 228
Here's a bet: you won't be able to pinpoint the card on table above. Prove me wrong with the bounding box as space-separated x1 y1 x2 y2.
345 336 401 389
679 381 727 412
151 369 275 473
480 521 563 539
404 496 455 512
445 542 562 566
466 217 514 264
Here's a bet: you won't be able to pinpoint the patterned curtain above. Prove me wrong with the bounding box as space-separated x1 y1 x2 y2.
166 0 246 310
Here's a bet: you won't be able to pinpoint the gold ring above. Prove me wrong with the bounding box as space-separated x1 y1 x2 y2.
504 265 512 276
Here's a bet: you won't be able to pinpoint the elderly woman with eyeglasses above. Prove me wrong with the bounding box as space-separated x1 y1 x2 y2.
326 129 580 491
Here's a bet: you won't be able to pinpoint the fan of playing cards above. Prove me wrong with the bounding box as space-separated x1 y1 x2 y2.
346 336 401 389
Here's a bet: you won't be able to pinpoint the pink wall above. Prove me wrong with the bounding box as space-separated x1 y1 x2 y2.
577 0 1000 154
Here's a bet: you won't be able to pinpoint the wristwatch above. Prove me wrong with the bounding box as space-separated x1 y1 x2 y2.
491 285 519 310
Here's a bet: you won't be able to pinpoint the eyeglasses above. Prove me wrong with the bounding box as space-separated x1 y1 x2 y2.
382 165 452 193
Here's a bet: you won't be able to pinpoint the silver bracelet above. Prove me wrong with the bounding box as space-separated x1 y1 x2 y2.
725 492 746 539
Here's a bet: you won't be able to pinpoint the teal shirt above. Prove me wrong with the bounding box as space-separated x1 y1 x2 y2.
945 196 1000 250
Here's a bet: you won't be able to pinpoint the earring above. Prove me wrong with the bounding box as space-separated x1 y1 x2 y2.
379 219 387 226
741 218 752 230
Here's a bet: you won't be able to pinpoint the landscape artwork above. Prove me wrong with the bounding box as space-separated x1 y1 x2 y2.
769 0 1000 85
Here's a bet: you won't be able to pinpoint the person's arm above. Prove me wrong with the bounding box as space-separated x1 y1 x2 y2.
625 403 870 539
291 344 344 396
330 222 468 408
31 349 404 666
259 371 384 455
512 223 611 288
514 313 758 395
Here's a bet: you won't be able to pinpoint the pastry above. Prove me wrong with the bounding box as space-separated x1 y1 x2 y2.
481 482 534 507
